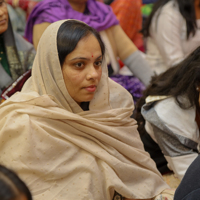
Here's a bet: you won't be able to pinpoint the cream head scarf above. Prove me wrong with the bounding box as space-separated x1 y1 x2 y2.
0 20 168 200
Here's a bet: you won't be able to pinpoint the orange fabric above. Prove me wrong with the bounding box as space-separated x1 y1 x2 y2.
111 0 144 51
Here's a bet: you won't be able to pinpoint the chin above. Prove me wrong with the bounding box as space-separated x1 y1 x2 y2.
0 26 8 34
80 95 95 103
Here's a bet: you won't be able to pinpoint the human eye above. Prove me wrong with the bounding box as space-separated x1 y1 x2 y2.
74 62 84 68
94 60 102 67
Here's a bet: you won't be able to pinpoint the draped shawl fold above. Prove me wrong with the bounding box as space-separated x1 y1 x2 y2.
25 0 119 43
0 20 168 200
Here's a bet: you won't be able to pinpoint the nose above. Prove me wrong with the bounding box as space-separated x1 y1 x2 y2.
0 7 4 16
86 65 99 80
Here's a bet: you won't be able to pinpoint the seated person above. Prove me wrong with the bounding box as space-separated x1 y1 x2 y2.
135 46 200 180
174 154 200 200
0 164 32 200
0 19 173 200
25 0 154 102
0 1 35 102
141 0 200 74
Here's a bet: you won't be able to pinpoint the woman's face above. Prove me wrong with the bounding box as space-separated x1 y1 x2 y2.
0 1 8 34
62 34 103 105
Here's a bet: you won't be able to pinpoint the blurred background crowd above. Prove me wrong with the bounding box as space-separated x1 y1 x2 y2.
1 0 200 199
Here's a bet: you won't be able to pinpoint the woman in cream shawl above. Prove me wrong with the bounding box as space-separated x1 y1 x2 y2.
0 20 172 200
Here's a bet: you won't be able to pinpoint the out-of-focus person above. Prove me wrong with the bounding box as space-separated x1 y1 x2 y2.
141 0 200 74
0 0 35 103
135 46 200 181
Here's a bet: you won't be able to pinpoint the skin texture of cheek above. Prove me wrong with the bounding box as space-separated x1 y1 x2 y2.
63 68 82 86
63 69 86 102
70 74 83 90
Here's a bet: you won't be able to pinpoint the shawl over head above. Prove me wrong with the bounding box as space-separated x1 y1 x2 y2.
25 0 119 43
0 20 168 200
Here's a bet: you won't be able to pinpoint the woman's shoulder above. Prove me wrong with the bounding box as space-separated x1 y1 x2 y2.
150 1 183 34
155 0 180 18
162 0 179 13
143 96 196 127
0 91 58 110
155 97 197 136
143 96 198 141
154 96 195 118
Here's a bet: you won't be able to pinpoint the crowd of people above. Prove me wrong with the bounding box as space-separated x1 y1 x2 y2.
0 0 200 199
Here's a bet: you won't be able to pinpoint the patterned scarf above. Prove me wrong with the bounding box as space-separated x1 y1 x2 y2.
3 18 25 81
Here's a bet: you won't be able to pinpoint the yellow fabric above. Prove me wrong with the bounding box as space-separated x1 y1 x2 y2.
0 20 168 200
162 173 181 189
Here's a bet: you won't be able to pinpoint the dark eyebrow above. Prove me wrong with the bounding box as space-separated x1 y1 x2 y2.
70 57 89 61
70 55 102 61
95 55 103 60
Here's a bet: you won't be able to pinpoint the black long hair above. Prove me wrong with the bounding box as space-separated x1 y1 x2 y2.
0 165 32 200
57 20 105 67
141 0 197 39
135 46 200 134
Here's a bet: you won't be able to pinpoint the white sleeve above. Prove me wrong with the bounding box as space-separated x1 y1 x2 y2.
151 9 184 68
165 154 198 180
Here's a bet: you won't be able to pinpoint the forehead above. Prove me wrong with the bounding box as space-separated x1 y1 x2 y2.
67 34 101 58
